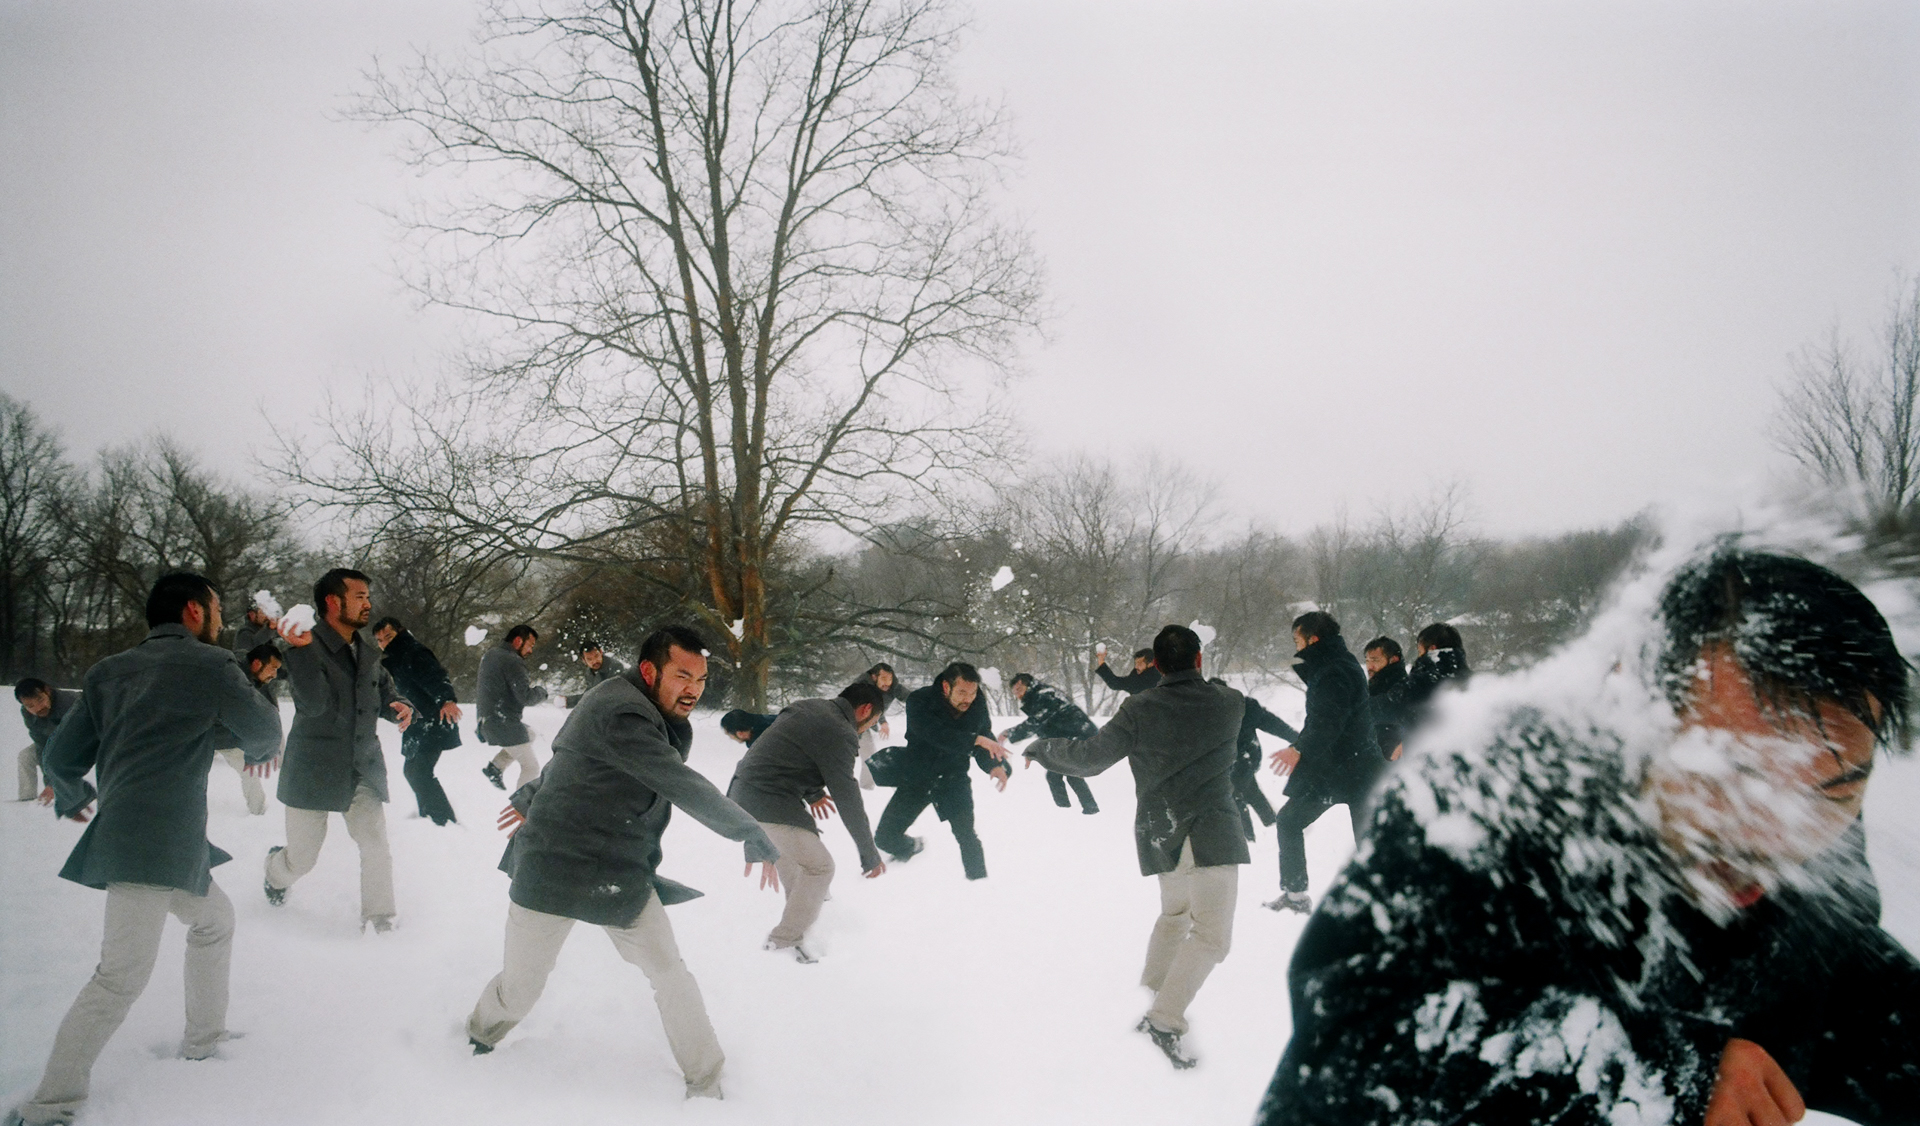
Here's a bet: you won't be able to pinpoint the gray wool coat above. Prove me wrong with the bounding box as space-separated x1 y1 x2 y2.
1026 668 1249 876
231 621 282 661
277 622 404 811
727 697 882 871
21 687 81 747
43 624 283 895
501 670 778 927
477 644 547 746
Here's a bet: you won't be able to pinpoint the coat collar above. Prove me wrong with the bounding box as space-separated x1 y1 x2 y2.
145 623 197 643
1158 667 1204 686
1369 660 1409 692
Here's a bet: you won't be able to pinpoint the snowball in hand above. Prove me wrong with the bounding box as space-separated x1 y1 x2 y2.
465 626 488 646
253 590 283 619
990 565 1015 592
279 604 317 633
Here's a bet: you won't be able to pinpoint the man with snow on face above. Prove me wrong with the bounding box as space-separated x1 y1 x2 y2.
468 626 780 1101
1256 546 1920 1126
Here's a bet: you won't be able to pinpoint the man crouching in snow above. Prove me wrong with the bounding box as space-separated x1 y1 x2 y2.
1256 546 1920 1125
1023 624 1247 1070
466 625 781 1101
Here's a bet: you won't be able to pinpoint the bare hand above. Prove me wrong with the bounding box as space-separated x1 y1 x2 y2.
68 803 92 823
810 796 836 821
1390 743 1403 762
1269 747 1301 776
991 766 1009 792
244 756 279 779
391 700 413 732
278 623 313 648
498 804 526 837
864 859 887 879
439 701 462 724
1022 754 1036 770
1095 652 1108 669
745 861 781 892
36 785 53 806
976 735 1011 761
879 720 890 738
1704 1039 1804 1126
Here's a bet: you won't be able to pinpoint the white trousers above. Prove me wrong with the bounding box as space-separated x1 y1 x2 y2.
487 742 542 791
18 741 42 801
266 783 395 923
1141 839 1238 1035
214 747 267 815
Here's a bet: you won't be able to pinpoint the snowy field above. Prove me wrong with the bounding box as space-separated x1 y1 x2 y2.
3 692 1917 1126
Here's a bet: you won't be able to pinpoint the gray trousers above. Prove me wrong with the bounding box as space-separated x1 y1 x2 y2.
214 747 267 816
761 822 835 947
17 881 234 1125
487 742 541 790
18 741 42 801
1141 839 1238 1035
266 783 395 924
467 896 724 1092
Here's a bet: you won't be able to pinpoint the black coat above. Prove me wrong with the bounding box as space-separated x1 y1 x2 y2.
1365 659 1409 756
1402 646 1470 737
721 709 779 746
1287 637 1379 802
21 687 81 746
1257 710 1920 1126
381 630 462 756
1006 682 1098 742
1095 662 1162 695
898 684 1000 783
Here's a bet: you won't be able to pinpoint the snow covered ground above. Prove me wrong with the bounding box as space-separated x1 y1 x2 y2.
3 692 1916 1126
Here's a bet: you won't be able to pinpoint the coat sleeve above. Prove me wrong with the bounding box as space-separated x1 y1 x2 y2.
602 712 779 863
967 703 1003 776
814 730 882 871
1790 929 1920 1121
214 659 284 764
279 643 332 719
507 658 548 708
1026 701 1137 778
1295 667 1358 761
1248 698 1301 743
41 692 100 817
410 646 459 706
1005 696 1044 743
376 663 405 722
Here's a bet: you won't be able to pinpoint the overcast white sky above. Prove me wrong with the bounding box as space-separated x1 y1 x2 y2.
3 0 1917 538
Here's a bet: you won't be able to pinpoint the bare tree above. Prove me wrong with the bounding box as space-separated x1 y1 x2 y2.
0 394 68 679
287 0 1040 706
1773 273 1920 536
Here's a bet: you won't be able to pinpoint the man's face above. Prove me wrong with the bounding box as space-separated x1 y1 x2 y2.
872 669 894 692
1363 649 1398 675
853 703 881 734
1649 644 1878 908
188 592 224 645
726 727 752 744
941 676 980 712
20 690 51 718
373 625 397 650
1010 679 1028 702
512 634 537 658
251 657 282 684
247 606 269 628
1293 629 1313 654
328 580 372 631
641 645 707 718
1132 656 1150 674
582 648 603 670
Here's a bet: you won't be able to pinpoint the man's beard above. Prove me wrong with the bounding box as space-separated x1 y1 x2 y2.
341 607 371 629
194 610 220 645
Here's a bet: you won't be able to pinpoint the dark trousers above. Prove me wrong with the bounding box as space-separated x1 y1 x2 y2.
402 750 457 826
874 774 986 879
1233 765 1277 840
1044 770 1098 812
1275 794 1364 893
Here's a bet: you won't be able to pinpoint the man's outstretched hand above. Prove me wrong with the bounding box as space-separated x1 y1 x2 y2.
497 804 526 837
36 785 53 806
975 735 1011 762
990 766 1009 792
809 796 836 821
1704 1039 1804 1126
1269 747 1301 776
244 756 279 779
744 861 781 892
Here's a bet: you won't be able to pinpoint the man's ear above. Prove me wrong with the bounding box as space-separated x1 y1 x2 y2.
639 660 659 689
855 703 874 725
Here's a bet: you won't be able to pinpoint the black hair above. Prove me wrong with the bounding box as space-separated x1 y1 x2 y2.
935 661 982 690
147 572 217 628
639 625 708 670
866 661 896 679
1657 545 1911 749
1131 648 1154 663
578 638 603 654
504 624 539 646
720 708 759 735
1008 672 1036 690
246 643 282 668
1417 623 1466 654
839 681 888 715
1292 610 1341 642
313 568 371 616
13 677 50 701
1153 624 1203 673
1364 636 1404 661
372 616 405 635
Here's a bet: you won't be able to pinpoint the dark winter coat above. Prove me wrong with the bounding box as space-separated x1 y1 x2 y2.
476 644 547 746
721 709 779 746
502 670 777 927
232 620 281 659
381 630 462 757
1005 682 1099 742
1027 668 1248 875
21 687 81 747
1256 711 1920 1126
1366 659 1410 756
1095 662 1162 695
897 683 1001 785
1287 637 1380 803
277 622 404 811
43 625 283 895
1401 646 1470 738
727 697 882 872
1232 695 1296 826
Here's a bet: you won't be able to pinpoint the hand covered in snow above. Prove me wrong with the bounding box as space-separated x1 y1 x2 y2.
497 804 526 837
1704 1039 1804 1126
975 735 1011 761
745 861 781 892
810 796 836 821
36 785 53 806
244 756 279 779
1269 747 1301 776
990 766 1009 791
389 700 413 731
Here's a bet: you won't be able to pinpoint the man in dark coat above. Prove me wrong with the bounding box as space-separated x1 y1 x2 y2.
209 644 283 816
9 573 281 1126
857 662 912 788
374 617 464 827
727 683 888 961
468 626 779 1101
1256 548 1920 1126
871 662 1011 879
477 624 547 791
265 568 412 929
1401 621 1471 741
230 602 282 670
720 708 779 746
578 638 629 685
998 673 1100 814
14 678 79 803
1360 635 1409 761
1095 646 1162 695
1210 678 1296 841
1026 625 1247 1069
1265 611 1378 914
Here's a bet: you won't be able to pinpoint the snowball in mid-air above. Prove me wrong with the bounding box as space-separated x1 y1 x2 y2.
978 666 1003 691
279 604 317 633
538 663 548 671
989 566 1015 592
465 626 489 646
253 590 283 619
1190 621 1218 647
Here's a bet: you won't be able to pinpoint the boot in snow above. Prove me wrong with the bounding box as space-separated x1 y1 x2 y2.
1136 1017 1197 1069
481 763 506 790
764 938 820 964
1263 891 1313 915
264 846 286 906
886 835 925 864
469 1038 493 1056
